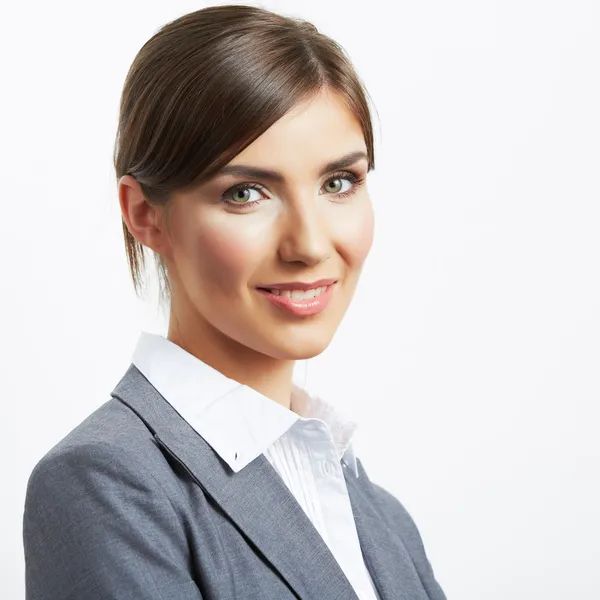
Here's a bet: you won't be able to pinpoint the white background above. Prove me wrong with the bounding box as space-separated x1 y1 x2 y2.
1 0 599 598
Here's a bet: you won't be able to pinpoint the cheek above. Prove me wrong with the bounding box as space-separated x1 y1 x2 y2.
334 201 375 265
182 218 265 292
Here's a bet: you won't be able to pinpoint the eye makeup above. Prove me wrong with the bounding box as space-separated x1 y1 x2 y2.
220 170 367 211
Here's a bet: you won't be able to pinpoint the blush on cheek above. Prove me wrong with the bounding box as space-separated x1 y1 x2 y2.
196 221 264 293
337 204 375 264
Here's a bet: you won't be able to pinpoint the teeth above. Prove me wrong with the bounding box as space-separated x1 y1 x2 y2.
269 286 328 300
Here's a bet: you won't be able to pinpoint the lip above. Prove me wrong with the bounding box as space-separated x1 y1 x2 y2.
256 278 338 291
256 282 336 317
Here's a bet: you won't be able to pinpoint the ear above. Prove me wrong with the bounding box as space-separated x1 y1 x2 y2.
118 175 169 256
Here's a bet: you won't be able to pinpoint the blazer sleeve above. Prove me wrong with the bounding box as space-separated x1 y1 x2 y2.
23 440 204 600
370 481 447 600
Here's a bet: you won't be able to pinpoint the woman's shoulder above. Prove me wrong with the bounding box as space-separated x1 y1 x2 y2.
22 398 202 599
37 397 153 463
25 396 166 500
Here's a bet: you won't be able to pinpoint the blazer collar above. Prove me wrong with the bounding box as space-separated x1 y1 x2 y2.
111 363 429 600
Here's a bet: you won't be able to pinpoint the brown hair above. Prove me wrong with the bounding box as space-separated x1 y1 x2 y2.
113 4 377 306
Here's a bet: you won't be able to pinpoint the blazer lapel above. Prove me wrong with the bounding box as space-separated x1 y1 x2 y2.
111 364 360 600
344 464 431 600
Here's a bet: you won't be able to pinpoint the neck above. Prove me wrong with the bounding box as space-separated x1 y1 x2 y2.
167 307 295 411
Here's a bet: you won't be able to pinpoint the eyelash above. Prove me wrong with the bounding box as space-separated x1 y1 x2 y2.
220 170 366 211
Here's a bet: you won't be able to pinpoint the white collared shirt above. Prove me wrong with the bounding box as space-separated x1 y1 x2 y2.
131 331 380 600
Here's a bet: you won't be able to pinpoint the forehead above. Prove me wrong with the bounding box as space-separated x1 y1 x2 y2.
230 90 366 175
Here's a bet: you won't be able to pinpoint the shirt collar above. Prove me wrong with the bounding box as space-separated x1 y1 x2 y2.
131 331 359 477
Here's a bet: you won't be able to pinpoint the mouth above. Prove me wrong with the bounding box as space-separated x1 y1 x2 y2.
256 277 337 296
256 285 331 300
256 281 337 317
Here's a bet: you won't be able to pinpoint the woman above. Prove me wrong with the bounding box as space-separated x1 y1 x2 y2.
23 5 446 600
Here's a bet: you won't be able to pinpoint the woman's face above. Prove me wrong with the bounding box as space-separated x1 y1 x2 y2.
162 90 374 360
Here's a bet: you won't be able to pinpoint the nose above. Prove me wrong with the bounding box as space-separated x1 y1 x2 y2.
277 197 333 267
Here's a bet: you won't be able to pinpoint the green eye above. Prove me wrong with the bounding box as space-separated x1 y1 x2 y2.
325 177 342 194
231 189 252 203
220 170 365 211
221 183 265 209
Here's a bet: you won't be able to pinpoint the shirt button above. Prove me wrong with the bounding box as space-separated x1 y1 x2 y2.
321 460 333 476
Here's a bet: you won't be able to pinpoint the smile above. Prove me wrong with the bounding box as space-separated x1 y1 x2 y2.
261 286 328 300
256 283 335 317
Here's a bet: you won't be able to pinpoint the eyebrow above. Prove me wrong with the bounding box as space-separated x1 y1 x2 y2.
212 150 369 183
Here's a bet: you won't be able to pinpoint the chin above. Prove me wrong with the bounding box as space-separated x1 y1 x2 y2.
266 335 333 361
263 315 344 360
254 335 331 360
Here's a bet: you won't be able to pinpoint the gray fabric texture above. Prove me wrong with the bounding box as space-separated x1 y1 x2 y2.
23 364 447 600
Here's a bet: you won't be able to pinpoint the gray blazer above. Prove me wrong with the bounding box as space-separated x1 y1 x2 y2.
23 364 447 600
